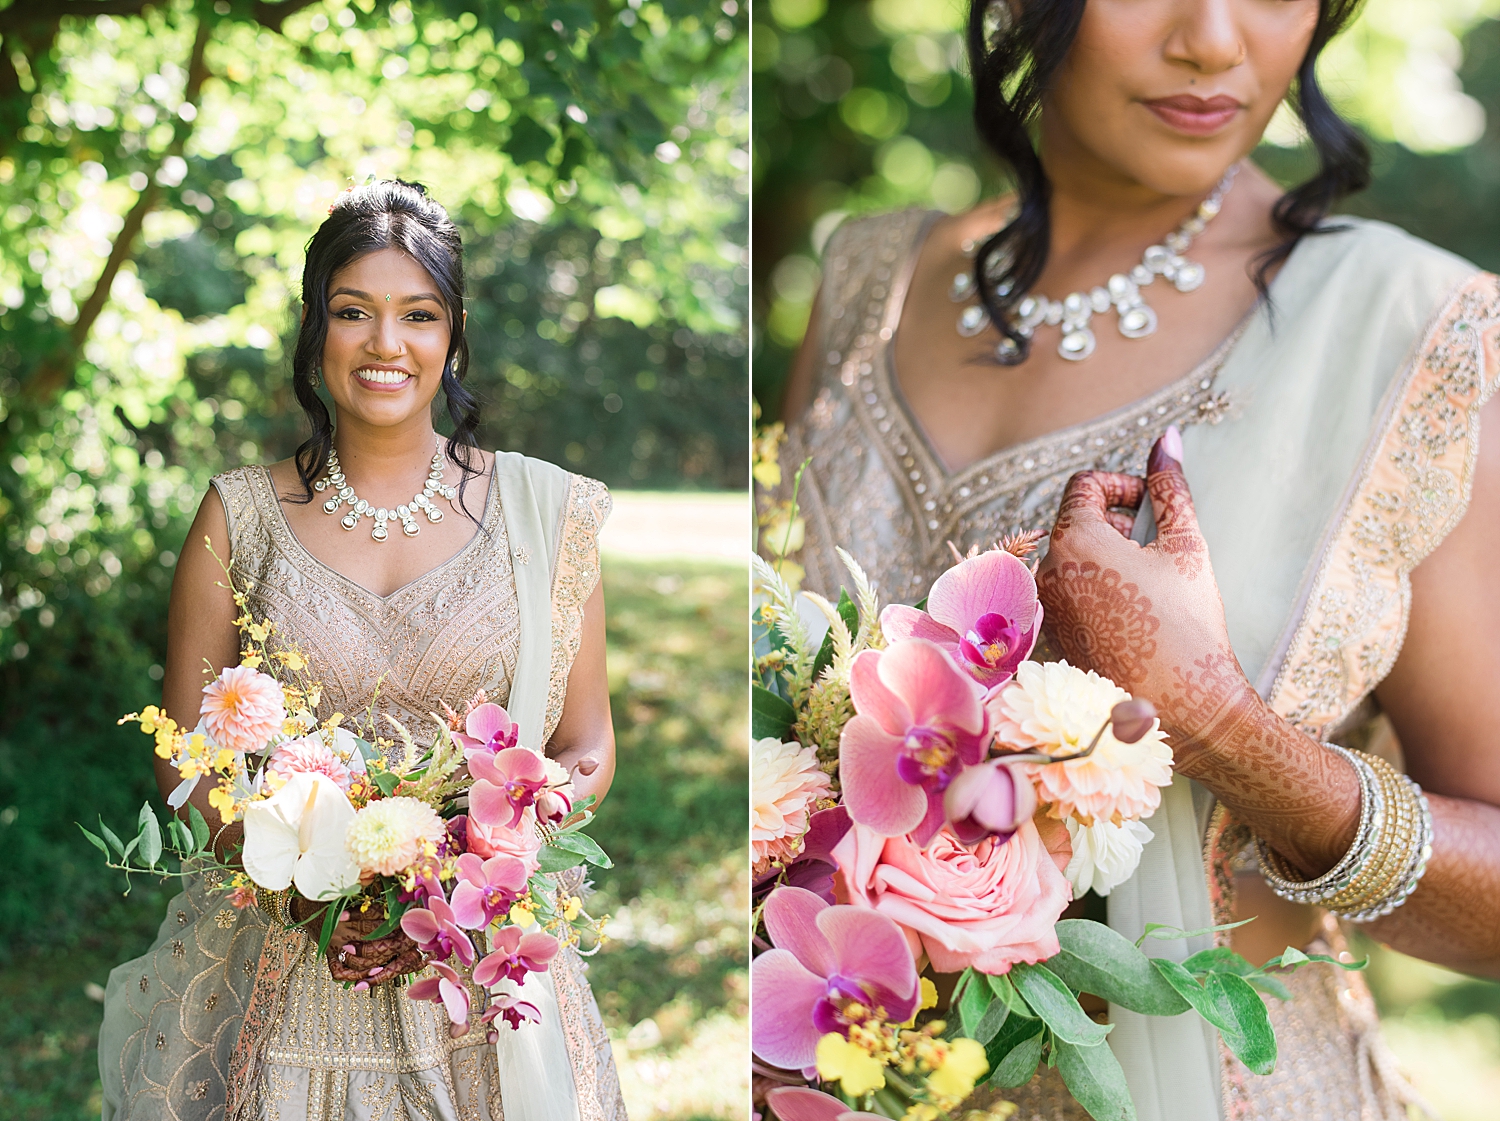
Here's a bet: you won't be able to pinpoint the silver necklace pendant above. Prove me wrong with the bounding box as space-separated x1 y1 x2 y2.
314 439 456 542
955 164 1238 364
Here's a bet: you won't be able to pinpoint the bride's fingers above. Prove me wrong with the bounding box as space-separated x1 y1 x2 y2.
1104 510 1136 538
1052 471 1146 545
1145 426 1201 541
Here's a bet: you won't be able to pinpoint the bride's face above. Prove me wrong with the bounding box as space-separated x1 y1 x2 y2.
1042 0 1320 196
320 247 457 431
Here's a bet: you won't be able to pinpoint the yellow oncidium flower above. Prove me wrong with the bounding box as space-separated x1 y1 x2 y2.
278 649 306 672
247 621 270 643
563 896 583 922
509 902 535 928
815 1033 886 1096
214 748 236 771
924 1037 989 1100
207 784 237 824
903 977 940 1027
901 1104 940 1121
240 652 263 669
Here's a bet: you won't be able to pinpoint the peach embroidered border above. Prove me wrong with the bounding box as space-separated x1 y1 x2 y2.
1265 271 1500 737
542 474 611 744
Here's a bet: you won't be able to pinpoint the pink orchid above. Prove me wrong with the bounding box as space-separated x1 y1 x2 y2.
535 788 572 826
765 1088 887 1121
400 895 477 967
407 960 471 1028
473 925 560 987
454 702 519 756
749 886 919 1073
943 759 1038 846
838 639 989 843
468 747 549 831
881 549 1042 689
478 992 542 1039
449 852 530 930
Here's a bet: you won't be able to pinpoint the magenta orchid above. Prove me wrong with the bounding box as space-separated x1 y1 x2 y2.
454 701 520 756
881 548 1042 689
449 852 529 930
407 960 471 1028
750 886 919 1073
478 992 542 1038
473 925 561 988
838 639 989 843
943 758 1037 846
400 895 477 967
468 747 549 831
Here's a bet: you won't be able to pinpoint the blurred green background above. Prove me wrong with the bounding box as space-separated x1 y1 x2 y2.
751 0 1500 1114
0 0 746 1117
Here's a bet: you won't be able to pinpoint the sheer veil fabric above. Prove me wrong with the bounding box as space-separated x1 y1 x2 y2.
98 451 623 1121
770 209 1500 1120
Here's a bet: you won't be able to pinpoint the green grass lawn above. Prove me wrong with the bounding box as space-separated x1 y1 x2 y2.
0 555 749 1121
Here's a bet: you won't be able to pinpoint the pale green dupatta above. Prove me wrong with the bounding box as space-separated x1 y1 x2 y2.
1104 219 1500 1120
491 452 613 1121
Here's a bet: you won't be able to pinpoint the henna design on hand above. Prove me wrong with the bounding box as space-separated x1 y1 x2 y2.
1036 561 1159 688
1146 441 1207 579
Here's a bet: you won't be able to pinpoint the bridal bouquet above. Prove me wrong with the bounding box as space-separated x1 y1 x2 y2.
751 514 1358 1120
84 542 610 1039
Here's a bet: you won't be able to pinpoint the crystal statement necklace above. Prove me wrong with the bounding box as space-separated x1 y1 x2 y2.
951 164 1238 364
314 439 457 542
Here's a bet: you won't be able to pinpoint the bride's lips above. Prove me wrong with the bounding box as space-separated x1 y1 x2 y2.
352 364 413 392
1141 94 1242 136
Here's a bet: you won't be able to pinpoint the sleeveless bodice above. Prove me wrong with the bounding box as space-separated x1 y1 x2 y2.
779 208 1235 606
211 465 522 736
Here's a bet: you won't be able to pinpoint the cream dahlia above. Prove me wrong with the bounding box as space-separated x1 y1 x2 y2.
990 660 1173 824
200 665 286 755
345 797 446 877
752 736 832 875
1063 817 1154 897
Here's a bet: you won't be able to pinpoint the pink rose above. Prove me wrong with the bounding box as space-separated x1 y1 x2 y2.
832 815 1072 975
466 812 542 876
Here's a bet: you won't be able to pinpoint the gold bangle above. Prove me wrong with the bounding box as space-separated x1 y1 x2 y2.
1324 755 1422 914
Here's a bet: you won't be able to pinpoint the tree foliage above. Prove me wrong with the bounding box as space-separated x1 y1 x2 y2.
0 0 746 947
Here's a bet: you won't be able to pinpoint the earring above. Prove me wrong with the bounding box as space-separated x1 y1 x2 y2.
310 368 321 387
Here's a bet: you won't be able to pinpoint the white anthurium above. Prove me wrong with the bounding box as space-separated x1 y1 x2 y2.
242 771 361 900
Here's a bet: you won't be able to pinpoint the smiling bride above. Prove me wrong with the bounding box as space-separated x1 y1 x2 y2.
98 180 626 1121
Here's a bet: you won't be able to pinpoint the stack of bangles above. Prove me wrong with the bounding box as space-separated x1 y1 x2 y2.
1256 743 1434 923
257 887 296 927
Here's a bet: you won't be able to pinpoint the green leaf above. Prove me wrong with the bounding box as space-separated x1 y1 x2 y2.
188 804 211 852
98 818 125 858
957 968 992 1038
364 887 408 940
1011 962 1112 1047
972 996 1012 1046
78 824 110 856
987 971 1035 1019
1054 1038 1136 1121
751 683 797 741
1136 917 1254 948
1277 946 1309 967
352 737 380 764
370 770 402 797
315 898 344 959
1182 947 1257 976
138 804 162 867
1046 919 1191 1017
547 830 612 868
1150 959 1277 1074
1205 972 1277 1075
988 1022 1045 1088
537 845 586 874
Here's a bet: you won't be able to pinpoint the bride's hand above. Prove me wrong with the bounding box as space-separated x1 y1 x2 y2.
1036 428 1259 763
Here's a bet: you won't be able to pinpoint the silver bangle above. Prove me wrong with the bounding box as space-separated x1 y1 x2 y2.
1257 743 1382 904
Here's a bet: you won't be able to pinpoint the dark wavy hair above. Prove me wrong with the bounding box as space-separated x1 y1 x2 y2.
966 0 1371 364
290 179 483 516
